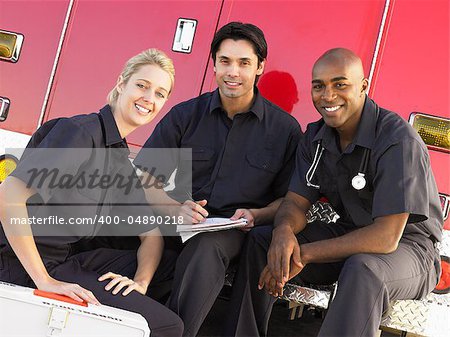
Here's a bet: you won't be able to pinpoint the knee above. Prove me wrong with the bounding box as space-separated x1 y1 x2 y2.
340 254 383 285
181 232 232 270
152 315 184 337
170 316 184 337
186 232 223 258
147 307 184 337
237 226 273 267
247 225 273 250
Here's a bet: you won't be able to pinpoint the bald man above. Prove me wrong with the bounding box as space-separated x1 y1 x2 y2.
224 48 443 337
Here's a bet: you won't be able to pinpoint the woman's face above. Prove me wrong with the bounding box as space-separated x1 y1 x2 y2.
115 64 172 134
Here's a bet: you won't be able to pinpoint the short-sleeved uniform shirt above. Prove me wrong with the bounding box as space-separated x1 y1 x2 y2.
289 97 443 242
134 88 302 218
0 105 155 266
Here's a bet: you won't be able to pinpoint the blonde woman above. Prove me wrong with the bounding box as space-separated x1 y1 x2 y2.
0 49 183 337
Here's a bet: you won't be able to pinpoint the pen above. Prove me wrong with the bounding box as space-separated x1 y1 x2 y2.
186 191 208 221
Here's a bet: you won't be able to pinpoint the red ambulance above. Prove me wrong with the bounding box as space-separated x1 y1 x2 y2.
0 0 449 335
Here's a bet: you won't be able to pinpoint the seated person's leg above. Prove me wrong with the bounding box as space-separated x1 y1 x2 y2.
319 235 440 337
50 248 183 337
147 247 178 303
168 229 246 337
72 236 141 252
225 221 347 337
293 220 347 285
0 252 34 287
73 237 178 303
224 225 274 337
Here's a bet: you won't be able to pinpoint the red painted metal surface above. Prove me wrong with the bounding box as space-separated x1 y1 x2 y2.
0 0 70 134
202 0 386 128
1 0 448 228
43 0 223 148
369 0 450 228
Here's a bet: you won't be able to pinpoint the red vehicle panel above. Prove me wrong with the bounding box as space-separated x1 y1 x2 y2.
369 0 449 227
43 0 223 148
0 0 70 134
202 0 386 128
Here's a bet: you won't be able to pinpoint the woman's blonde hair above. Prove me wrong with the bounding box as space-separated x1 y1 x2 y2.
107 48 175 107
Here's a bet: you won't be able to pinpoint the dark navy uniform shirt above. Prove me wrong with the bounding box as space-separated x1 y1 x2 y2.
1 105 154 266
134 88 302 218
290 97 443 242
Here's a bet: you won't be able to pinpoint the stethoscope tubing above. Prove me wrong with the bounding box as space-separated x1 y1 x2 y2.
305 141 370 191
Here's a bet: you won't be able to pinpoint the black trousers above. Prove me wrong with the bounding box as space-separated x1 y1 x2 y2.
73 236 178 303
224 223 441 337
166 229 246 337
0 248 183 337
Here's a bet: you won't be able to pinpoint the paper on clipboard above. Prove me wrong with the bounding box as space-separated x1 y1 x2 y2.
177 217 248 242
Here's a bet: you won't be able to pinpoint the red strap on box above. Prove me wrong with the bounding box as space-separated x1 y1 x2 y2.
33 289 88 307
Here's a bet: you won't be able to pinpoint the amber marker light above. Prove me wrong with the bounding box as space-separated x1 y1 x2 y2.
409 113 450 153
0 155 18 183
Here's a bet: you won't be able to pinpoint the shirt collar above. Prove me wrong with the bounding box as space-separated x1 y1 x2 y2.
312 95 379 152
352 96 379 150
99 105 128 148
209 87 265 121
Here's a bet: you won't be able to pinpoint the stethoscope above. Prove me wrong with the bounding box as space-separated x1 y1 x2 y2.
305 140 370 191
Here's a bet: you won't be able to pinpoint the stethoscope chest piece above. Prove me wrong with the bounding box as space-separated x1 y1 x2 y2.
351 173 366 190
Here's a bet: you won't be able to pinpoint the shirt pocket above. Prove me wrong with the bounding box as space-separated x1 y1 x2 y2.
246 152 279 173
191 147 215 161
183 147 215 192
240 152 280 200
356 175 374 212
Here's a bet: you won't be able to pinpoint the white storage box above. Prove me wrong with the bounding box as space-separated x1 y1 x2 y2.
0 281 150 337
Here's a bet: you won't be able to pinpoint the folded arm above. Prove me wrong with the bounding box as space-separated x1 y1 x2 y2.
140 171 208 223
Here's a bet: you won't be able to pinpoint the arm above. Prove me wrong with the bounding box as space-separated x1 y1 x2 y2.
261 192 408 296
99 227 164 296
300 213 408 265
140 171 180 216
252 197 284 224
134 107 209 223
140 171 208 223
133 229 164 291
265 213 408 297
0 177 100 304
235 124 303 231
264 191 311 285
231 197 284 231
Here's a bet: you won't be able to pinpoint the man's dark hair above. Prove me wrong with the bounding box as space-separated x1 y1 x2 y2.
210 21 268 66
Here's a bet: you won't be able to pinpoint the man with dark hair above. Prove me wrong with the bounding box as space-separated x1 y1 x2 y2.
225 48 443 337
210 21 267 83
133 22 301 336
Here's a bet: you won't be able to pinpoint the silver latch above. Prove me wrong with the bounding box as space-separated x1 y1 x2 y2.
0 96 10 122
47 307 68 336
172 18 197 53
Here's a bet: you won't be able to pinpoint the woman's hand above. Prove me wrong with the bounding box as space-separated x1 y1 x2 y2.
36 277 100 305
98 272 147 296
179 199 209 224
